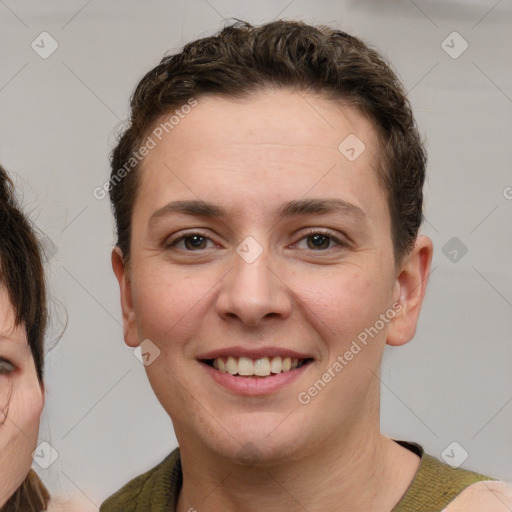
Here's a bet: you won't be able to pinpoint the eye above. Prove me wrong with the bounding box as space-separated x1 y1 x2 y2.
165 231 218 251
0 358 15 375
164 229 347 253
295 229 347 251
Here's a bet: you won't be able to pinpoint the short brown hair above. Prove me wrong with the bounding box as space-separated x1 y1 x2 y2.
109 19 426 263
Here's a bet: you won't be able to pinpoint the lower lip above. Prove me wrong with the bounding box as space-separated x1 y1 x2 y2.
200 361 312 396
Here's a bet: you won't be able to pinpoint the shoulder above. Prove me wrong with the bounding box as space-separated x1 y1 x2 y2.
47 495 99 512
100 449 180 512
443 480 512 512
390 441 507 512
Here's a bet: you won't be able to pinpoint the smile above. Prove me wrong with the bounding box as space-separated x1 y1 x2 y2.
205 356 312 377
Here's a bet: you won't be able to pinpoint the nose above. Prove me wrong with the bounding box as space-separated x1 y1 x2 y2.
216 243 292 327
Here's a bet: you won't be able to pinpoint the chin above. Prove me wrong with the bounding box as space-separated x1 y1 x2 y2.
197 417 309 467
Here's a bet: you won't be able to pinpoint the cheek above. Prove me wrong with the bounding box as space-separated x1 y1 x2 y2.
11 382 44 439
132 265 216 350
0 380 43 502
294 266 389 339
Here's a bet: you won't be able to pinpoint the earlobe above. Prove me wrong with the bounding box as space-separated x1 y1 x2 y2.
111 247 139 348
387 235 433 347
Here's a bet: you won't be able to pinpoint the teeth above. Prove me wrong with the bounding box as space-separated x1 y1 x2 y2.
226 356 238 375
211 356 306 376
238 357 254 376
254 357 270 376
270 356 282 374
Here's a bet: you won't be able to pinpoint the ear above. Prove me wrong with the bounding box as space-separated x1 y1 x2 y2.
111 247 139 348
387 235 433 347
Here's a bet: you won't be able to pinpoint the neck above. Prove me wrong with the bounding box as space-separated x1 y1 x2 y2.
175 425 420 512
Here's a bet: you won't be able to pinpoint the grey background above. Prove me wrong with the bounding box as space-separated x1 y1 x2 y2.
1 0 511 506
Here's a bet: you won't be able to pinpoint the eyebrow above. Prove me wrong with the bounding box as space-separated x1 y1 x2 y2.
149 198 365 224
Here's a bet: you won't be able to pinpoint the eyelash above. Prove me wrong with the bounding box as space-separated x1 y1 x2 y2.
165 228 347 253
0 357 15 375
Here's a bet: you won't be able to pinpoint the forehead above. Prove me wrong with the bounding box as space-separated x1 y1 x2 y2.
0 285 17 329
134 90 386 223
0 285 28 348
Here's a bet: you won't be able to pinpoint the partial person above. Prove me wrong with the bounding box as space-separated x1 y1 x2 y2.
0 163 50 511
0 164 95 512
101 20 512 512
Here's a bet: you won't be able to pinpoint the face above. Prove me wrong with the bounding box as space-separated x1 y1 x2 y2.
0 286 44 506
114 90 432 464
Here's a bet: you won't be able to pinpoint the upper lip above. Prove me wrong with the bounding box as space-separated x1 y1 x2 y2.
197 346 314 360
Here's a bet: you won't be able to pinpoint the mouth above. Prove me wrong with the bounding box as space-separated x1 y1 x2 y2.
200 356 314 378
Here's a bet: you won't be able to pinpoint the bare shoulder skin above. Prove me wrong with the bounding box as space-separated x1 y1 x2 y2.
47 494 99 512
444 481 512 512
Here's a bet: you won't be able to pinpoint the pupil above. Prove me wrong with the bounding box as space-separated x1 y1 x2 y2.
186 235 206 249
309 234 329 249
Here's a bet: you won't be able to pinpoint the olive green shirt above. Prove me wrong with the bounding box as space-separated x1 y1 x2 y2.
100 441 496 511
